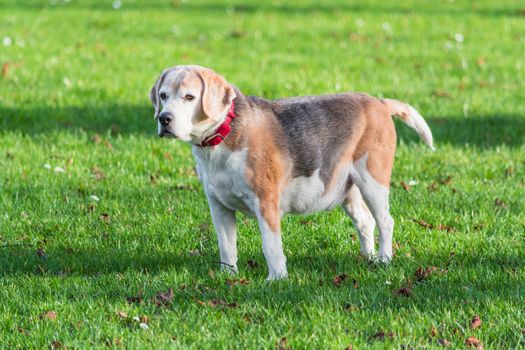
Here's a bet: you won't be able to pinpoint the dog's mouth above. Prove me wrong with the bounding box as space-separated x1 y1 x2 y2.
158 129 177 138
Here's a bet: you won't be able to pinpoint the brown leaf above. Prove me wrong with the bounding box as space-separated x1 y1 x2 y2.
208 299 238 309
276 337 290 350
2 63 10 77
430 327 437 337
247 259 258 270
505 167 513 176
104 140 113 150
116 311 128 319
152 288 174 307
225 278 250 287
40 310 57 320
438 338 451 347
345 346 354 350
100 213 110 223
163 152 173 161
494 198 508 208
432 90 451 98
400 181 411 191
470 315 482 330
370 331 394 341
126 290 143 304
465 336 483 349
427 182 438 192
414 266 440 282
352 279 359 289
91 134 101 144
396 286 412 297
333 273 348 287
440 176 452 185
476 57 486 66
36 248 46 259
51 340 63 349
91 166 105 180
411 219 454 232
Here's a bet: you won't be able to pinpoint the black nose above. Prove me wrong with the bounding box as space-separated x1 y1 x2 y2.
158 112 172 127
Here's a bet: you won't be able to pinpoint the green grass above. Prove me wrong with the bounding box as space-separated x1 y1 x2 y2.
1 0 524 348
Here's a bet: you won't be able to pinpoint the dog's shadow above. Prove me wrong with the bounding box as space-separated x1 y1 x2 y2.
2 243 523 315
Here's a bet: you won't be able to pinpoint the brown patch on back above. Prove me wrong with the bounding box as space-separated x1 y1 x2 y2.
244 110 288 233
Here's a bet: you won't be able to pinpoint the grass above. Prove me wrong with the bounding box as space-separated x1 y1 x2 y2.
1 0 524 348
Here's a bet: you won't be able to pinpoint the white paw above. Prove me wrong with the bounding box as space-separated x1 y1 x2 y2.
266 269 288 281
377 253 392 264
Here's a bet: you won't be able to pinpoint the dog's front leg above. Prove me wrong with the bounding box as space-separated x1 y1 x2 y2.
207 196 238 273
255 203 287 280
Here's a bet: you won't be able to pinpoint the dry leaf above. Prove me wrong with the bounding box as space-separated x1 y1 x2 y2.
91 166 105 180
247 259 258 270
116 311 128 319
465 336 483 349
100 213 110 223
396 285 413 297
494 198 508 208
152 288 174 307
333 273 348 287
414 266 440 282
36 248 46 259
470 315 482 330
208 299 238 309
51 340 63 349
226 278 250 287
438 338 451 347
126 290 143 304
400 181 411 191
91 134 101 144
276 337 290 350
371 331 394 341
40 310 57 320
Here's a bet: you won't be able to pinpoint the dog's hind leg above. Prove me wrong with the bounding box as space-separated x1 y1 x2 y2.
342 184 376 258
349 154 394 262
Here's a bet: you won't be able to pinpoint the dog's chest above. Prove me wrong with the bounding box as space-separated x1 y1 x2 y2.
193 147 256 215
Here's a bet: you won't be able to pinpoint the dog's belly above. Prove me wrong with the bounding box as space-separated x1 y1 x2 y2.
280 168 350 215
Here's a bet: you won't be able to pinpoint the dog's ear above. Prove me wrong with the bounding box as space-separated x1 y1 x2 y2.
199 69 236 122
149 69 168 119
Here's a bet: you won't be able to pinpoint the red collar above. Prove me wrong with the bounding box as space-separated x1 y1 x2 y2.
199 101 237 148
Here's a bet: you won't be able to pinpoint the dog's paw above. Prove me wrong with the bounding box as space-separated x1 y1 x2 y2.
377 254 392 264
266 270 288 281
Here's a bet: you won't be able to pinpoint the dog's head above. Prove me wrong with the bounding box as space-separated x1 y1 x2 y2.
149 65 236 143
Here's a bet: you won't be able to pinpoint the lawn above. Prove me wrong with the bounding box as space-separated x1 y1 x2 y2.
1 0 524 348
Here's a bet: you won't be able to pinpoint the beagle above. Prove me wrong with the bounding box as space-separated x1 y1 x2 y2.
149 65 434 280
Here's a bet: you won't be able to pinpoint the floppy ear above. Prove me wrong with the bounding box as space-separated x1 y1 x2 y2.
149 69 168 119
199 69 236 122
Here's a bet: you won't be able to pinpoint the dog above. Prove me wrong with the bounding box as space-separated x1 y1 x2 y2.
149 65 434 280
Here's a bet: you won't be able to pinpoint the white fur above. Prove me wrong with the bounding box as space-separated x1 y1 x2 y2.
342 185 376 257
348 154 393 262
406 105 435 151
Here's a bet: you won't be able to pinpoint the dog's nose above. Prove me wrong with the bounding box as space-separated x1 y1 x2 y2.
158 112 172 127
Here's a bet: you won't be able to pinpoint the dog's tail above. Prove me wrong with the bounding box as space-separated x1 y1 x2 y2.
381 98 435 151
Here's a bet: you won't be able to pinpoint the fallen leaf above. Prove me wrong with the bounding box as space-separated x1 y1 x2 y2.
247 259 258 270
396 285 413 297
276 337 290 350
152 288 174 307
104 140 113 149
2 63 10 77
432 90 451 98
353 279 359 289
36 248 46 259
126 290 143 304
333 273 348 287
100 213 110 223
163 152 173 161
494 198 508 208
208 299 238 309
476 57 486 66
505 167 513 176
91 166 105 180
345 345 354 350
430 327 437 337
40 310 57 320
116 311 128 319
400 181 411 191
438 338 451 347
470 315 482 330
414 266 440 282
370 331 394 341
465 336 483 349
51 340 63 349
226 278 250 287
91 134 101 144
440 176 452 185
411 219 454 232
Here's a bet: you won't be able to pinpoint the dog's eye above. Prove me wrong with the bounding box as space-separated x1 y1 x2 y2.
184 94 195 101
159 92 168 101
